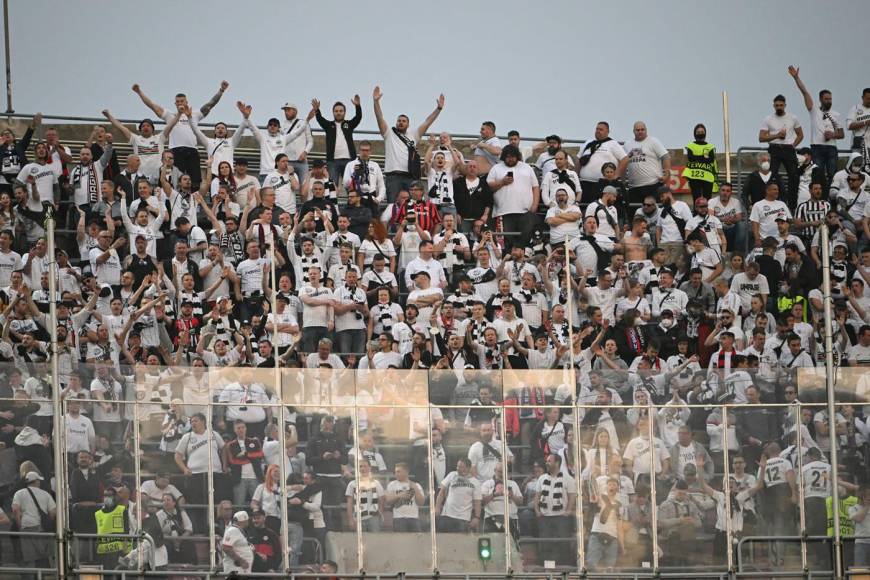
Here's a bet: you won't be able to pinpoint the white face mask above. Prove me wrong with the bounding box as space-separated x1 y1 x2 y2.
760 161 771 172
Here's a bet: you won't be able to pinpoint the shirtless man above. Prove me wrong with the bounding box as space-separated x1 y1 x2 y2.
623 216 652 277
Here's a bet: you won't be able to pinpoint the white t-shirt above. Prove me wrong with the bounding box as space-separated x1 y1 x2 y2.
481 478 521 519
729 272 770 313
847 102 870 144
12 486 56 529
546 205 582 244
761 112 801 145
176 430 224 473
691 246 722 280
236 258 268 297
809 105 842 146
659 201 693 243
221 524 253 573
468 439 514 481
585 286 621 324
17 162 60 207
131 133 164 179
579 140 627 181
263 170 297 214
487 161 539 217
0 249 22 287
750 200 792 239
709 195 744 223
386 479 423 519
624 137 668 187
384 127 423 174
332 285 367 332
440 471 482 521
760 456 793 488
160 109 202 149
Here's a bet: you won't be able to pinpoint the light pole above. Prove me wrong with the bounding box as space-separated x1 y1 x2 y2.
3 0 12 114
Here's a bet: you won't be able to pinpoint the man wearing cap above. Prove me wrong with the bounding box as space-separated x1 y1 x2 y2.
12 471 56 569
404 240 447 291
243 102 313 183
373 85 445 202
102 109 166 183
281 101 314 183
487 144 540 251
247 509 281 572
133 81 229 189
624 121 671 206
585 185 621 239
232 157 259 209
407 269 444 324
222 510 254 574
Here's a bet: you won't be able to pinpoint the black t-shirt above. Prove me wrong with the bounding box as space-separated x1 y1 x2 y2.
453 177 493 221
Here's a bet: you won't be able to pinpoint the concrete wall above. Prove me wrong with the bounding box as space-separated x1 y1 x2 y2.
325 531 522 574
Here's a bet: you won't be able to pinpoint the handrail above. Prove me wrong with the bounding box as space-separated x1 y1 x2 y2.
733 145 855 194
0 111 589 147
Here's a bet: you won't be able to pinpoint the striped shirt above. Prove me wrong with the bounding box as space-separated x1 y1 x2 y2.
794 199 830 238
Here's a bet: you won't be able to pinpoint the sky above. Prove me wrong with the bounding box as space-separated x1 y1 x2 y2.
4 0 867 151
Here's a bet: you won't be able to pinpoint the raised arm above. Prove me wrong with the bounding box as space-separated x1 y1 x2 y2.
417 93 445 136
372 86 388 136
132 84 165 118
101 110 134 141
199 80 229 117
787 65 813 112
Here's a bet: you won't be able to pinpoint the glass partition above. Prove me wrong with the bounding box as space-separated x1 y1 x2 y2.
1 361 868 577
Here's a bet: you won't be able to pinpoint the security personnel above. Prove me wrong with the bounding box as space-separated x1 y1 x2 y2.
94 487 131 569
683 124 719 201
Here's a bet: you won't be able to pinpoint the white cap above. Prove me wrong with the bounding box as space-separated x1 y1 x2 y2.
233 510 249 522
25 471 44 483
281 102 298 110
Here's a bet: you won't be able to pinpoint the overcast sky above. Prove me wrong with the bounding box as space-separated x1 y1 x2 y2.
5 0 867 150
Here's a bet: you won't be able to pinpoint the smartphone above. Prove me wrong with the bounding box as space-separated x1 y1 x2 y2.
507 171 514 178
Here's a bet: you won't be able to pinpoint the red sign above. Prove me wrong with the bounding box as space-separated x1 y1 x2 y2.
667 165 691 194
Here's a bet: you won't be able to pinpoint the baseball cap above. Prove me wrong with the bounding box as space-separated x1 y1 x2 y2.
25 471 43 483
412 270 431 279
774 216 790 223
281 102 298 110
233 510 250 522
602 185 617 196
267 117 281 127
234 158 249 166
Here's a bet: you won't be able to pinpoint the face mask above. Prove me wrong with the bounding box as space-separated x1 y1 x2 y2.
661 318 675 329
695 133 706 141
104 497 115 509
760 161 771 172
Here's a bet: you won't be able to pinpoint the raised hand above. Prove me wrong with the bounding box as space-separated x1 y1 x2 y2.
132 84 141 94
220 80 230 92
351 94 361 106
372 86 382 101
311 98 321 111
436 94 445 109
787 65 799 78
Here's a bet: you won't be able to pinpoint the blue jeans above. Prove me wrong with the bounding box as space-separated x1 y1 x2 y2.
287 522 304 566
327 160 350 190
722 220 748 255
386 172 414 204
810 144 838 185
290 160 309 185
336 328 367 355
587 532 619 571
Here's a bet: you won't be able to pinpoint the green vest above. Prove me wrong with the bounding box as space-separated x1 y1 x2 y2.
95 505 130 554
777 295 807 321
826 496 857 537
682 142 719 191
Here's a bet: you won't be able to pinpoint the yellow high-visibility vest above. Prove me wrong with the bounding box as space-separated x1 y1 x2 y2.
94 505 129 555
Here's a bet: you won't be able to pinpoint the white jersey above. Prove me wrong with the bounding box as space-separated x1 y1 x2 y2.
800 460 831 499
440 471 482 521
760 456 792 488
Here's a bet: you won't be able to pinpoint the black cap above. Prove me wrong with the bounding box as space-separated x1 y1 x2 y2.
233 158 248 166
312 159 326 168
267 117 281 126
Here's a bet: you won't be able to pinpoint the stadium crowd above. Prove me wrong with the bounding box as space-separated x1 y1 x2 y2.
0 65 868 575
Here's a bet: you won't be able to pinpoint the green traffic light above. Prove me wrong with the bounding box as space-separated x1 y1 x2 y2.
477 537 492 561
